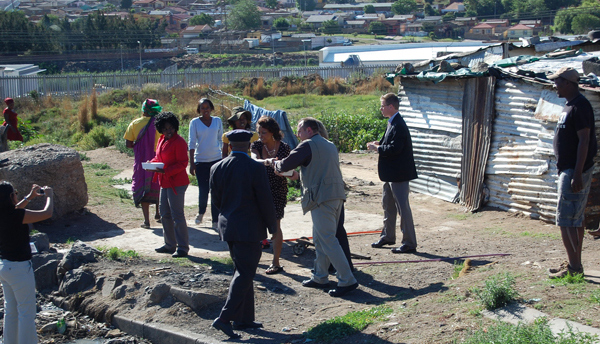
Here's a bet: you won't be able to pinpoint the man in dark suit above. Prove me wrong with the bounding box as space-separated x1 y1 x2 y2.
367 93 418 254
209 129 277 339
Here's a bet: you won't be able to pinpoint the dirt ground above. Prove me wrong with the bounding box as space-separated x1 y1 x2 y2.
33 147 600 344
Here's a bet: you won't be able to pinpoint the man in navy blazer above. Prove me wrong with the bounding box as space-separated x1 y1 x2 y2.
367 93 418 254
209 129 277 338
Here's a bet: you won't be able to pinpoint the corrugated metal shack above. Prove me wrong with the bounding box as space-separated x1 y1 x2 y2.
399 61 600 227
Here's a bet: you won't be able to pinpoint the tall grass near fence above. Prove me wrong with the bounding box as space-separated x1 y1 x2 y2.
10 76 392 154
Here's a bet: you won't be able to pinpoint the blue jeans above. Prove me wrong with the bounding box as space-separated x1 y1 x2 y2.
195 160 220 222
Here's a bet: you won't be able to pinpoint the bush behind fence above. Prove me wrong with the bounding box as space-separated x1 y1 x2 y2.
0 65 397 100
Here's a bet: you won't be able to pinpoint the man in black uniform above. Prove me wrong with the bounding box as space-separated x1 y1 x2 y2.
210 129 277 338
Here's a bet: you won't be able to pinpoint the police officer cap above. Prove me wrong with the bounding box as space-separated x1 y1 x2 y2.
226 129 253 142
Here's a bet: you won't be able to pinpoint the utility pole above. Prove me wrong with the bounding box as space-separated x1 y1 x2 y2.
137 41 142 71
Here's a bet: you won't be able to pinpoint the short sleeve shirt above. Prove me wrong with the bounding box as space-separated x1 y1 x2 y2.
123 117 160 150
0 208 31 261
553 94 597 173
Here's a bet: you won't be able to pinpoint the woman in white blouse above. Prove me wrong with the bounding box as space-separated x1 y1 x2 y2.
188 98 222 229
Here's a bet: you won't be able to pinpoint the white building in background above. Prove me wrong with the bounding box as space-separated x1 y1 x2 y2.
318 42 494 66
0 64 46 99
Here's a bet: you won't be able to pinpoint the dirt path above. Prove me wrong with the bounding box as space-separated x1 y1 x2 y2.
36 147 600 344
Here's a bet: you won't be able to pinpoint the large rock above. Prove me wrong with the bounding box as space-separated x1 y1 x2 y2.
0 143 87 217
59 268 95 296
30 232 50 253
35 259 60 291
57 241 99 278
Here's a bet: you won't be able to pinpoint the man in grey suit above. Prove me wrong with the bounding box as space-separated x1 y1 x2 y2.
273 118 358 297
210 129 277 339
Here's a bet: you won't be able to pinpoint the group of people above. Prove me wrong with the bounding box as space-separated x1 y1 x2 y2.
123 98 294 270
0 64 595 342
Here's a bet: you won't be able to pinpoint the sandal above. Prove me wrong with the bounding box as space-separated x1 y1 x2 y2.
141 223 150 229
588 229 600 237
266 265 283 275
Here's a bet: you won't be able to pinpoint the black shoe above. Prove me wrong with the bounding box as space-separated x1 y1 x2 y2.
232 321 263 330
301 279 329 289
212 318 241 339
371 238 395 248
391 245 416 254
155 246 175 254
172 250 188 258
328 283 358 297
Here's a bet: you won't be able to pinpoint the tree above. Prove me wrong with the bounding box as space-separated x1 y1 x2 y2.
465 0 504 16
227 0 261 30
189 13 215 26
321 19 341 34
553 1 600 33
369 21 387 35
424 3 436 15
266 0 279 9
121 0 132 9
274 17 290 30
296 0 316 11
391 0 417 15
364 4 376 13
572 13 600 34
422 21 435 32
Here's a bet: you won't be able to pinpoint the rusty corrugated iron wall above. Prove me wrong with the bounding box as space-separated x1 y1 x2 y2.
461 77 496 211
485 79 558 222
485 79 600 226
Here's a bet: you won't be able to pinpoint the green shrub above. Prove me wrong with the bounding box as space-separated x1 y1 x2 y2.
105 247 139 260
314 104 386 152
462 317 598 344
78 126 113 150
471 272 519 310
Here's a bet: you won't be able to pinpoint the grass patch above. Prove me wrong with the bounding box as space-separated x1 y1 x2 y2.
65 237 77 245
547 272 587 286
451 260 464 280
102 247 140 260
305 305 393 342
117 189 131 200
461 317 598 344
109 177 132 185
471 272 518 310
590 289 600 304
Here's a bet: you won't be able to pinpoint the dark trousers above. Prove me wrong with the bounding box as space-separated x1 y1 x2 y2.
219 241 262 323
336 204 354 270
195 160 220 222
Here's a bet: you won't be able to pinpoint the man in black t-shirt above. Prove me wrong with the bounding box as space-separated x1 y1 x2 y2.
548 67 597 279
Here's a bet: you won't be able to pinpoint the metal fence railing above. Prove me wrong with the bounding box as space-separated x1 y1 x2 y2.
0 64 397 99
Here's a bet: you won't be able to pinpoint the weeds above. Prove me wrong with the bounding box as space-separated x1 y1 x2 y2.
117 189 131 200
461 317 598 344
451 260 464 280
471 272 518 310
549 272 587 285
78 95 89 132
305 305 393 342
65 237 77 245
590 289 600 304
104 247 140 260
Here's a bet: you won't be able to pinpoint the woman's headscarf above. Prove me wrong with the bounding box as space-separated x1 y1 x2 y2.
142 99 162 117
